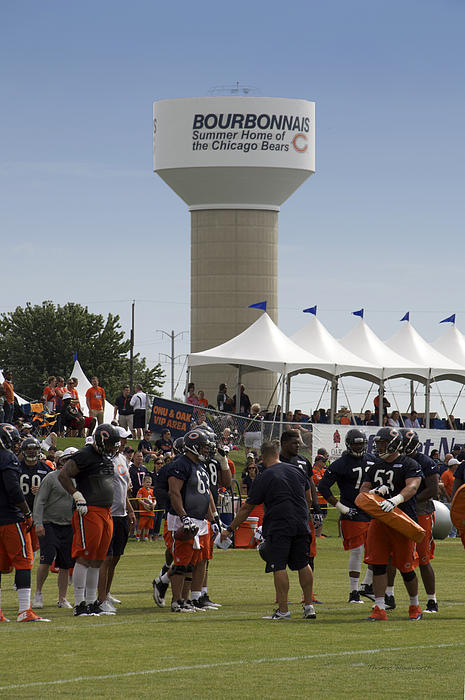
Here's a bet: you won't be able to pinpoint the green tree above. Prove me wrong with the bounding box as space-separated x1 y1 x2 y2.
0 301 164 400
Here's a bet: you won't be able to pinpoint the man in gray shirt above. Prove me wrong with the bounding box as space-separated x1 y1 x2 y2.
32 447 77 609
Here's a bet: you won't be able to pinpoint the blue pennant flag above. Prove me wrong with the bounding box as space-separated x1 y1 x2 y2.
440 314 456 324
73 352 78 361
248 301 267 311
303 305 317 315
400 312 410 322
352 308 364 319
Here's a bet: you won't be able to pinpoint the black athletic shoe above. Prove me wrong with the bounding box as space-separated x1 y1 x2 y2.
73 601 89 617
348 590 364 604
384 594 396 610
424 599 438 613
359 583 375 601
199 593 221 608
86 600 115 616
152 577 169 608
171 599 195 613
191 597 218 610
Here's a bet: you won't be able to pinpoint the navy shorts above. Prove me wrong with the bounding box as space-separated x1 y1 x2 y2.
39 522 74 569
107 516 129 557
264 526 311 573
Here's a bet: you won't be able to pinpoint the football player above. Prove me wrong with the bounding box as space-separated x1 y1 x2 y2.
198 427 232 608
58 423 120 616
398 430 440 613
152 430 216 612
318 429 375 603
360 427 423 621
0 423 50 622
19 436 53 554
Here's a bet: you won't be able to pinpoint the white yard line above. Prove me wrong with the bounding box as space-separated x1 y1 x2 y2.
0 642 463 692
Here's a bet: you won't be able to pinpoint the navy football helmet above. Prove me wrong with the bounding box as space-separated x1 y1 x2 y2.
93 423 121 457
400 428 420 456
373 427 402 459
345 429 367 457
0 423 21 452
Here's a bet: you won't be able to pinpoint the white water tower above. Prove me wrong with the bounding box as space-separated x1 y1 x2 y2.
153 95 315 407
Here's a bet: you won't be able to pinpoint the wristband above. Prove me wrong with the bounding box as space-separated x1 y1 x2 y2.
335 501 350 515
390 493 405 506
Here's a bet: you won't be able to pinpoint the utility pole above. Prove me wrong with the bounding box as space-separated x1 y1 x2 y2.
129 300 135 392
157 329 188 400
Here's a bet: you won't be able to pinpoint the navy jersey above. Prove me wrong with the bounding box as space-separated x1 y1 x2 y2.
19 459 53 510
247 462 310 537
280 453 312 487
414 452 440 515
72 444 114 508
365 454 423 521
167 455 210 520
204 457 220 506
153 455 184 512
318 451 376 522
0 450 25 525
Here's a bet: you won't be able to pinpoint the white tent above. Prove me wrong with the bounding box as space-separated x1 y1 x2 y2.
189 313 340 412
339 319 424 426
70 360 115 424
291 313 378 380
189 313 337 376
385 322 465 383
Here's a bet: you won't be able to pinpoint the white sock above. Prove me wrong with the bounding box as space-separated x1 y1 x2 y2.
191 590 201 601
410 595 419 606
363 569 373 585
201 586 208 595
374 596 386 610
18 588 31 613
427 594 436 602
85 567 100 604
160 572 170 584
386 586 394 596
349 576 359 592
73 562 87 605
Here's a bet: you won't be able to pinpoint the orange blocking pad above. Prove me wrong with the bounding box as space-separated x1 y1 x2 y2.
451 484 465 530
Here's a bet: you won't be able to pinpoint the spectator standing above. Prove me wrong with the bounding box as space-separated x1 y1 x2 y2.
130 384 147 440
86 376 106 426
186 383 200 406
217 383 233 413
0 385 5 423
42 377 57 413
244 404 263 450
113 385 134 434
232 385 251 415
2 370 15 424
197 390 208 408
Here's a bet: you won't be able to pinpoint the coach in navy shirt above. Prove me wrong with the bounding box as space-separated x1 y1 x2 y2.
221 440 316 620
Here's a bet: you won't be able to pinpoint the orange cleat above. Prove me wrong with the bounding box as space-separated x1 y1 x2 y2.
408 605 422 621
367 605 388 621
0 610 10 623
17 608 51 622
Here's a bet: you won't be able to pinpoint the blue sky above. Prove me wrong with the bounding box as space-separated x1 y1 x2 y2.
2 1 464 416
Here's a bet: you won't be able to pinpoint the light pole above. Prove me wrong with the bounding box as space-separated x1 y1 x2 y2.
157 329 188 400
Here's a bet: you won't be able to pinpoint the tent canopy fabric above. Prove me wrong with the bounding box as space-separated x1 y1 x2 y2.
431 324 465 368
290 313 379 380
339 319 424 381
385 322 465 383
188 313 337 377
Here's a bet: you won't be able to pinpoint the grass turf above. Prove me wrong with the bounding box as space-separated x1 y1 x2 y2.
0 506 464 699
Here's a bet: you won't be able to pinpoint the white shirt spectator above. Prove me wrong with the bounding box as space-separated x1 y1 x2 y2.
130 390 146 411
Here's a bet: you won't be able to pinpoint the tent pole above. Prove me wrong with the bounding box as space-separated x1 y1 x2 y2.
425 371 431 429
387 380 405 427
285 374 291 414
450 384 465 417
280 373 286 437
379 379 384 426
434 376 454 429
330 377 338 424
360 383 374 413
410 380 415 413
339 378 355 425
315 380 329 411
235 366 242 414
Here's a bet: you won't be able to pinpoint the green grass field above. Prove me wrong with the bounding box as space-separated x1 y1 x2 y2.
0 504 464 699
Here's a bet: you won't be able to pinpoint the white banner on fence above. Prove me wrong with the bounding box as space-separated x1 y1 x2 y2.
312 424 464 462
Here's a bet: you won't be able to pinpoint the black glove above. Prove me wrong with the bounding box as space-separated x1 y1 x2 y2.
312 513 324 528
346 508 359 520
